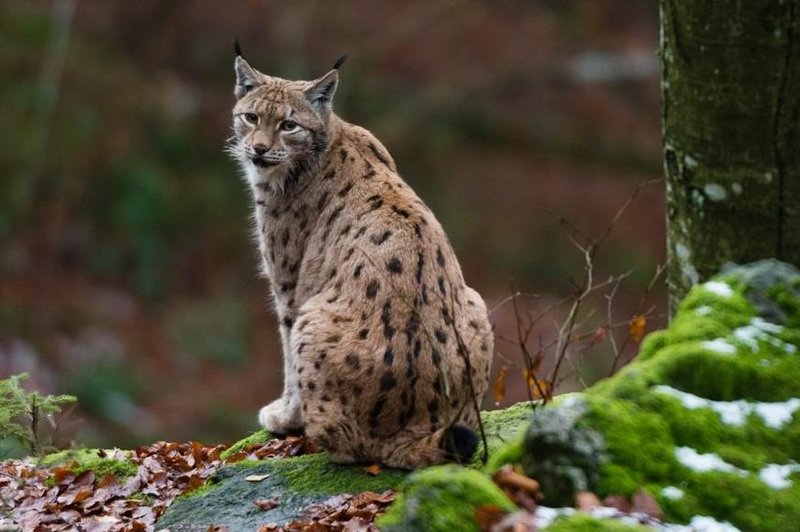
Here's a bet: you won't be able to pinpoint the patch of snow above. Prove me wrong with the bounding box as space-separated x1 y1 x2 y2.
758 462 800 489
753 399 800 429
702 338 737 355
751 317 784 334
684 515 742 532
534 506 742 531
533 506 574 529
654 385 800 429
694 305 712 316
674 447 746 475
733 318 796 354
702 281 733 298
661 486 684 500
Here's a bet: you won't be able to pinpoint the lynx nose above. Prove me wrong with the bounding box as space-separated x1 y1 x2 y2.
253 144 268 156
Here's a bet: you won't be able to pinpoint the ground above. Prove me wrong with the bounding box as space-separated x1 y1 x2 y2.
2 260 798 531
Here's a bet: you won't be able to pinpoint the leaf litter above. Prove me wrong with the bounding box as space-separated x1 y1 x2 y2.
1 433 669 531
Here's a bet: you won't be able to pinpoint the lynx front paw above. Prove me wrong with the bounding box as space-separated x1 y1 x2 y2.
258 398 303 434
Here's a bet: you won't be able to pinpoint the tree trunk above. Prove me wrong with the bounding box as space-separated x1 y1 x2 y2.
661 0 800 313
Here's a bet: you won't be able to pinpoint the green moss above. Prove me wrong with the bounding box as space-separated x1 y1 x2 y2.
479 401 536 471
72 456 137 480
484 431 524 474
176 478 218 500
378 465 516 532
516 263 800 530
583 396 674 496
219 428 271 460
43 448 137 482
547 513 649 531
261 452 407 495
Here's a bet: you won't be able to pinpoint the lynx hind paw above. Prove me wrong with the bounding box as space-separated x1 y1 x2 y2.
258 400 303 435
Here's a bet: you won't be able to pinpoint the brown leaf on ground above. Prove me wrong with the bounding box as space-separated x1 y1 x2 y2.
363 464 382 476
575 491 601 511
489 510 538 532
492 465 540 496
224 435 322 463
474 504 506 530
260 490 396 531
632 489 662 520
603 494 632 513
492 465 540 512
255 497 280 512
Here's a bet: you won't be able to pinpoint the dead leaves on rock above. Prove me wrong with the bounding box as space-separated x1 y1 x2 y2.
225 435 322 463
259 490 396 532
492 465 540 512
0 435 326 531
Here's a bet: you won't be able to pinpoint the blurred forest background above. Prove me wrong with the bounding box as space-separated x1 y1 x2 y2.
0 0 665 452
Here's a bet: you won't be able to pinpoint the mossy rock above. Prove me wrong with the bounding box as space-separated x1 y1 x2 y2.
498 259 800 531
156 453 406 530
43 448 137 482
156 403 533 529
378 465 516 531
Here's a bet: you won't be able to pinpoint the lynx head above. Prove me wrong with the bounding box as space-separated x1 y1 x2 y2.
229 45 344 190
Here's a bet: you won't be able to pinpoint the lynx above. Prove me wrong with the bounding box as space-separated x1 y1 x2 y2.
228 44 493 469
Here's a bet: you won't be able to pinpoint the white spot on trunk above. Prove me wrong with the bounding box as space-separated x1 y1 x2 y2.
704 183 727 201
731 182 743 195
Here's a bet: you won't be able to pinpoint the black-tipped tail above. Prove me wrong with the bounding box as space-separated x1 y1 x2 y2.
441 425 478 464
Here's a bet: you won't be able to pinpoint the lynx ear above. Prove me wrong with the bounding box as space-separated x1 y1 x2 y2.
306 69 339 112
234 56 262 99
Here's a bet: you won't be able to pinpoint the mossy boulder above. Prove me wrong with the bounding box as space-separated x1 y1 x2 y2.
378 465 516 531
497 259 800 531
156 403 533 530
43 448 137 482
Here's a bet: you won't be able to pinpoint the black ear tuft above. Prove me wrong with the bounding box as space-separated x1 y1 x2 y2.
333 54 348 70
233 37 243 58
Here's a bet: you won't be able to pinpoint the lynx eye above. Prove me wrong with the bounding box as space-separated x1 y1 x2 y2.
243 112 259 124
279 120 300 132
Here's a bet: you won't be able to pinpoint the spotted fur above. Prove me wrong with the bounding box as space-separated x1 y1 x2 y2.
228 54 493 469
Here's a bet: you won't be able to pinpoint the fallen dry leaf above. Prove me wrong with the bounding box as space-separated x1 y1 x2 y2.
255 497 280 512
603 494 633 513
363 464 382 476
628 314 647 342
576 491 601 511
473 504 506 530
245 474 271 482
632 489 662 520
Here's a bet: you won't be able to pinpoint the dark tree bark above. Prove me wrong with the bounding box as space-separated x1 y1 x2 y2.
661 0 800 312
